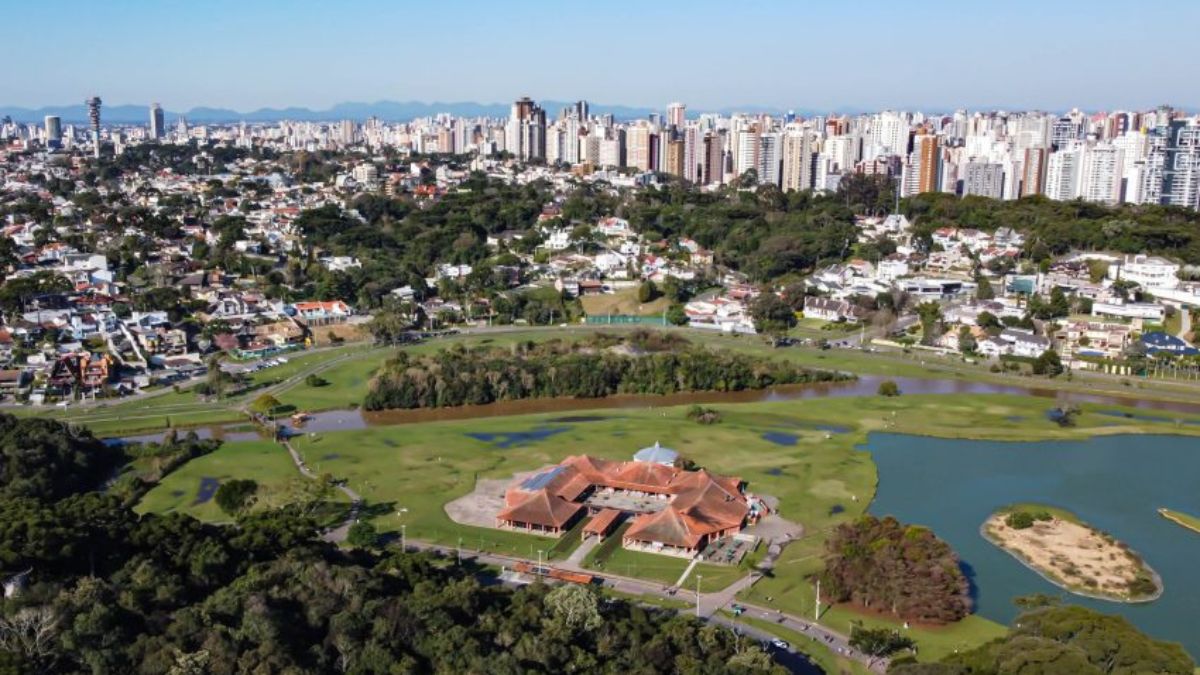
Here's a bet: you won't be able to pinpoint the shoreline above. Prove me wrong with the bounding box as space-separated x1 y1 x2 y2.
980 515 1163 605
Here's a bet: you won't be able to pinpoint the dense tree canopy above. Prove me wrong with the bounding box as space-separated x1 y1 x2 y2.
0 415 118 502
893 604 1194 675
821 515 971 623
0 413 785 674
364 333 849 410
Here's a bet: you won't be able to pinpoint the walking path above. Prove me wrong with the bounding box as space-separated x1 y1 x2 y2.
565 536 599 567
674 558 700 587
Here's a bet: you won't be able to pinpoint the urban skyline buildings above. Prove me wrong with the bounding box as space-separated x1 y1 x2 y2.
8 92 1200 212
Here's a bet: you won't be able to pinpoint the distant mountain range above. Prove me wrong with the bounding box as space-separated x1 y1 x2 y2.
0 100 823 124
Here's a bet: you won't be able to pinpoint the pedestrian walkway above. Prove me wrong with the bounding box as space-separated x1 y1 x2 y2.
564 535 599 568
674 557 700 587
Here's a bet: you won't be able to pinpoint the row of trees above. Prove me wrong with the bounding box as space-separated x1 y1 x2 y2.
0 416 784 673
363 338 849 410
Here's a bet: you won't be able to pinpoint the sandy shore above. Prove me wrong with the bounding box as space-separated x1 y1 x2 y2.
982 510 1161 603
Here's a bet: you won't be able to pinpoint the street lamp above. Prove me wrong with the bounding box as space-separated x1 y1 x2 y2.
695 574 703 618
537 549 545 579
396 508 408 550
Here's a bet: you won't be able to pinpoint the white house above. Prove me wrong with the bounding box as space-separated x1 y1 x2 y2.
1110 254 1180 290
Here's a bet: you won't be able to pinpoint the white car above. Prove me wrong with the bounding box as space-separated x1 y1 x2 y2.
770 639 790 651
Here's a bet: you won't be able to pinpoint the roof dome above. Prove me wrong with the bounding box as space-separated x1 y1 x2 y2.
633 441 678 465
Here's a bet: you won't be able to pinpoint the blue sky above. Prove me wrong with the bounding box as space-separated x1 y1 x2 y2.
5 0 1196 112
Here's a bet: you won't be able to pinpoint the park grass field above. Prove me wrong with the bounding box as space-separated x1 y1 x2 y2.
579 286 672 317
136 440 341 522
132 390 1200 660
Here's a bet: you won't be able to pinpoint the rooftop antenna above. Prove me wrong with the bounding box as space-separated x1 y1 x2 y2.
86 96 102 159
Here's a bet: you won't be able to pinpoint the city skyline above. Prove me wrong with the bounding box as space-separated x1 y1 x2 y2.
7 0 1199 112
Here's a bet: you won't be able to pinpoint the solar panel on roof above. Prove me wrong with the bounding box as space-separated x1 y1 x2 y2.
520 465 566 491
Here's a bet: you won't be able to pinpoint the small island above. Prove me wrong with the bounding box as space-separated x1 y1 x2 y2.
982 503 1161 603
1158 508 1200 535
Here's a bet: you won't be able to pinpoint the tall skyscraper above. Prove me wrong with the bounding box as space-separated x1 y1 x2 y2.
1159 120 1200 210
1080 144 1124 205
505 97 546 161
1021 147 1048 197
781 129 815 192
666 102 686 128
756 131 782 186
86 96 102 159
915 132 941 193
625 123 653 171
150 103 165 140
1045 144 1084 201
664 137 685 178
44 115 62 149
962 162 1005 199
702 132 724 185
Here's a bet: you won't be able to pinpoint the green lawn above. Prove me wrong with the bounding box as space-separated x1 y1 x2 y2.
136 440 344 523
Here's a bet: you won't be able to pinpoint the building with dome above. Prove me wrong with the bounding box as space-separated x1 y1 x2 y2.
495 446 768 558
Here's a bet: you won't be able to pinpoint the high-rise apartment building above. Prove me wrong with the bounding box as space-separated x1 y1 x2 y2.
667 102 686 129
1020 147 1048 196
757 132 782 186
1160 120 1200 210
1080 144 1124 205
781 129 814 192
44 115 62 148
1045 144 1084 201
962 162 1005 199
701 131 724 185
625 123 653 171
150 103 165 140
505 97 547 161
664 137 685 178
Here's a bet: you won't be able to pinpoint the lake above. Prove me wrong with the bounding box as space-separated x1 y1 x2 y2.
863 433 1200 658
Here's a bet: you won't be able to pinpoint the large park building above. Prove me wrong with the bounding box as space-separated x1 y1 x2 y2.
496 444 767 558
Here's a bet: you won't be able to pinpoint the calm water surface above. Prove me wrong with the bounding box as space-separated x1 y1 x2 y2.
863 433 1200 658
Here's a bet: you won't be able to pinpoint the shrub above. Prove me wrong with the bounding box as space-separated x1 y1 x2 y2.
214 479 258 515
305 374 329 387
1006 511 1036 529
347 521 379 548
877 380 901 397
686 405 721 424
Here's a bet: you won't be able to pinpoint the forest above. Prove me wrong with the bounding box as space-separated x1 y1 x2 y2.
0 414 785 674
819 515 971 624
362 332 849 410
